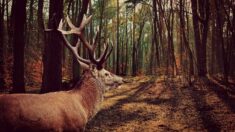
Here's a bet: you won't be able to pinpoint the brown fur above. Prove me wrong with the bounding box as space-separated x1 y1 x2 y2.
0 70 103 132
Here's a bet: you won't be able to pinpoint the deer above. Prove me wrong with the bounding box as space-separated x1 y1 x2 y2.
0 15 124 132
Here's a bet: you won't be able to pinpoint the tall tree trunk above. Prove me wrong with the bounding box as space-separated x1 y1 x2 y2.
121 31 125 75
200 0 210 77
98 0 105 57
12 0 27 93
149 22 155 75
8 0 16 52
191 0 210 77
125 7 128 75
116 0 120 75
158 0 177 76
89 1 93 47
132 5 137 76
41 0 63 93
179 0 194 83
37 0 44 87
152 0 160 68
0 0 5 90
169 0 177 75
211 13 216 74
214 0 229 83
71 0 81 83
136 19 145 73
231 4 235 77
72 0 89 82
156 0 168 72
27 0 34 46
37 0 44 49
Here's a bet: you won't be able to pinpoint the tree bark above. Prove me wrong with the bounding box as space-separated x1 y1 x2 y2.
0 0 5 90
27 0 34 46
191 0 210 77
179 0 194 83
37 0 44 50
116 0 120 75
125 7 128 75
71 0 81 82
12 0 27 93
132 5 137 76
72 0 90 82
214 0 231 83
152 0 160 68
136 18 146 73
41 0 63 93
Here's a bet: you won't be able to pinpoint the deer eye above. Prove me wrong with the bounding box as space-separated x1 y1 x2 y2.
105 73 109 76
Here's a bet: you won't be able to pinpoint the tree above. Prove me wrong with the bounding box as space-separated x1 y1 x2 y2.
97 0 105 57
191 0 210 77
155 0 168 74
37 0 44 48
214 0 234 83
125 0 138 76
179 0 194 84
67 0 82 83
152 0 160 70
0 0 5 90
11 0 27 93
136 6 148 73
72 0 90 82
26 0 34 45
116 0 120 75
41 0 63 93
124 6 129 75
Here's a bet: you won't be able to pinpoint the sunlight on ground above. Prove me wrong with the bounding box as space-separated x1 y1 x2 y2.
86 76 235 132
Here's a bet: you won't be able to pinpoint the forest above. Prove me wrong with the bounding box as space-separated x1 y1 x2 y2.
0 0 234 131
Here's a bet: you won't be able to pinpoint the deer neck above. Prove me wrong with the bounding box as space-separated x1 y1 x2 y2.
72 70 104 120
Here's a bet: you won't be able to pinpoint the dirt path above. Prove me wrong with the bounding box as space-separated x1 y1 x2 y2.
86 76 235 132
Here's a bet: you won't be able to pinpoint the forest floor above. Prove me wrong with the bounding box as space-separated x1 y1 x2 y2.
86 75 235 132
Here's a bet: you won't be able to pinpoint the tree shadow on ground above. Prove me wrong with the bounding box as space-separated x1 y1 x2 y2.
211 76 235 89
86 79 156 131
86 107 157 131
163 79 222 131
190 79 221 132
133 97 172 105
87 77 235 131
207 78 235 113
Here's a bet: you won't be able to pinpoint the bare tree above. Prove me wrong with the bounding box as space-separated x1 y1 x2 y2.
37 0 44 50
41 0 63 93
179 0 194 83
116 0 120 75
11 0 27 93
152 0 160 69
191 0 210 77
0 0 5 90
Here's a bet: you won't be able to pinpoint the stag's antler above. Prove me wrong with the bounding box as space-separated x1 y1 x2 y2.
58 15 113 69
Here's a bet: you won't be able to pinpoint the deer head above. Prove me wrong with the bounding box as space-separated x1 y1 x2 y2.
58 15 124 90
